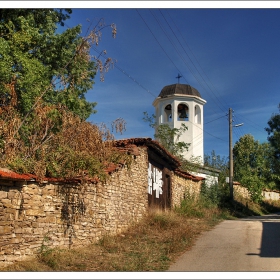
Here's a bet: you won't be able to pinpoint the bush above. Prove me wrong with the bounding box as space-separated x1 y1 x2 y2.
200 180 230 207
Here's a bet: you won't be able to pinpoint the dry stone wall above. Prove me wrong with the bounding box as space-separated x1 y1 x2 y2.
233 184 250 200
0 147 149 267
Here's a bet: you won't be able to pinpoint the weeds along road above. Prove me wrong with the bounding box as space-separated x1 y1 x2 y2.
168 213 280 272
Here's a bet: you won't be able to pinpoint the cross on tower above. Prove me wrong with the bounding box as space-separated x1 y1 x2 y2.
176 74 182 84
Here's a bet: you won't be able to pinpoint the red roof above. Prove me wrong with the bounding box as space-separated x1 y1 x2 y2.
0 168 35 181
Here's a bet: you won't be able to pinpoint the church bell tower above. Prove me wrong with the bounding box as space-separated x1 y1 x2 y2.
152 83 206 163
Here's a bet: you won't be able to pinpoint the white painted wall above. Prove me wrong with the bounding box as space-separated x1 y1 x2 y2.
192 171 218 187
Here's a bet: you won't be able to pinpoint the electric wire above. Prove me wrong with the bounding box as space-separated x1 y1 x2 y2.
136 9 189 84
87 14 239 144
148 9 199 85
148 9 224 117
205 115 227 124
67 14 267 145
160 9 229 113
92 46 157 98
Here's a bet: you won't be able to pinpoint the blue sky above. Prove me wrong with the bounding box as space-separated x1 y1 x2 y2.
4 2 280 159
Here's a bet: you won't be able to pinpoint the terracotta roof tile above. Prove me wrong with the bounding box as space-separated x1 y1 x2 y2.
0 168 35 181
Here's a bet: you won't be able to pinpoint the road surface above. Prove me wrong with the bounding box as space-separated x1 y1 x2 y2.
168 213 280 271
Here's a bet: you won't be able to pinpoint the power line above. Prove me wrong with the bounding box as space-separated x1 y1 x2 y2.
205 115 227 124
149 9 199 84
92 47 157 98
160 9 229 113
158 10 267 140
89 15 237 145
136 9 189 84
143 9 225 119
67 13 266 146
159 10 270 142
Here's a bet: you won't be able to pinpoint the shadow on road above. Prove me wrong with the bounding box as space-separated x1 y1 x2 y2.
259 222 280 257
241 212 280 221
246 213 280 258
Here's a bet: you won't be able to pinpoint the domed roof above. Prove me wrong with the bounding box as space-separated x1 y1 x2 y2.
159 84 201 98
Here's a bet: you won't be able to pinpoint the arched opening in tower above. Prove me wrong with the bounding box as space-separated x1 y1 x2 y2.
177 103 189 121
163 104 172 122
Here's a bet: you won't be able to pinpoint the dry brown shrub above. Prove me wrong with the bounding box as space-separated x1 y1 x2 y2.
0 100 128 181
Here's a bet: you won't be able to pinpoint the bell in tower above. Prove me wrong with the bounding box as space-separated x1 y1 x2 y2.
178 104 188 120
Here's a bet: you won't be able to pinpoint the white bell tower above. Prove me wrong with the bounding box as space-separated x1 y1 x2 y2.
152 83 206 164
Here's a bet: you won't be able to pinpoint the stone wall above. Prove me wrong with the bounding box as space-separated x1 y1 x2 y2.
233 184 250 200
262 189 280 200
171 173 202 208
234 183 280 201
0 147 149 267
0 142 203 267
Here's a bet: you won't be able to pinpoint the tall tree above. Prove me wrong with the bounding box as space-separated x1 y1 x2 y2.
265 103 280 185
0 9 119 179
0 9 115 120
204 150 228 185
233 134 275 202
204 150 228 171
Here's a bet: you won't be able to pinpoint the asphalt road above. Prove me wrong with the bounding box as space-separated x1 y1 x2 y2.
168 213 280 272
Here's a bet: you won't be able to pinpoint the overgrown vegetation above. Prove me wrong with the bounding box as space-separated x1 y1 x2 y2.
0 101 129 181
143 111 190 157
0 9 126 181
0 9 116 119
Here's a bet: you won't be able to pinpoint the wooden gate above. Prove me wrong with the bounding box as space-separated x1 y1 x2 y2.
148 158 171 209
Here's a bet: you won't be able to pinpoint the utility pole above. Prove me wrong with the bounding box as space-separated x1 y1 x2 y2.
228 108 243 201
229 108 233 200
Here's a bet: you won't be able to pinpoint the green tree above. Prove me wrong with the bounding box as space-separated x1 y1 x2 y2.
143 111 190 158
204 150 228 171
233 134 274 202
0 9 120 179
265 103 280 185
0 9 116 120
204 150 228 185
